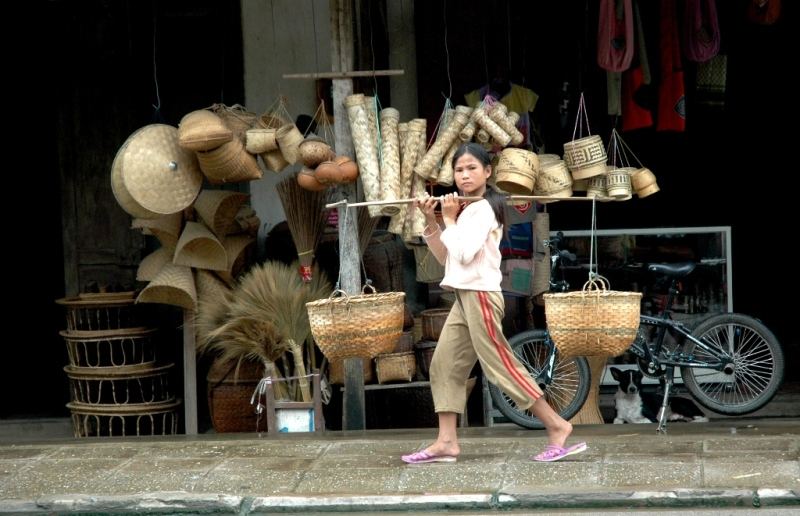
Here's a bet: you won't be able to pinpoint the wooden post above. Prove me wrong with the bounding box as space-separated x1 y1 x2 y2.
182 309 198 434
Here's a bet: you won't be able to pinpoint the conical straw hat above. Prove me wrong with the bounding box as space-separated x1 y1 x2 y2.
216 235 255 285
131 212 183 248
193 190 250 239
111 124 203 219
136 247 173 282
173 221 228 271
136 263 196 310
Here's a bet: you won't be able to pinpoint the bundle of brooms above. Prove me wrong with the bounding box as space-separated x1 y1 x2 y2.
197 261 331 402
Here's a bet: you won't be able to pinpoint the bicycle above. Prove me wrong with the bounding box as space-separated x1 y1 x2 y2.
489 234 786 433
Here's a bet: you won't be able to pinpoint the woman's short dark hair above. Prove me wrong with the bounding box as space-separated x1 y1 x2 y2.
451 143 504 227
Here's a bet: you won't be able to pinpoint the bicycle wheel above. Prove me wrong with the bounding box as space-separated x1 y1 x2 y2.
681 313 785 415
488 330 591 429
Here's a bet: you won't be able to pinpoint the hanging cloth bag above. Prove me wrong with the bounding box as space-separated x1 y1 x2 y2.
597 0 634 72
683 0 721 63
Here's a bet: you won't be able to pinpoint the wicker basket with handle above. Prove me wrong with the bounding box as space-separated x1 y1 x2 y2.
543 275 641 359
306 285 405 361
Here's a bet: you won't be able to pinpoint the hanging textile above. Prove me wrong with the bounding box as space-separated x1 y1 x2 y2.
656 0 686 132
622 0 654 131
746 0 781 26
683 0 720 63
597 0 634 72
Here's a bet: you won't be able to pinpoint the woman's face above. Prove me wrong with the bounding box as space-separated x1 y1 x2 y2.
453 152 491 196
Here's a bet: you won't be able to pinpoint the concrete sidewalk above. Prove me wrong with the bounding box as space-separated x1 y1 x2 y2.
1 418 798 514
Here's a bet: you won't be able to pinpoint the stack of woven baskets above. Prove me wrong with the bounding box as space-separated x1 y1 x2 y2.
55 292 180 437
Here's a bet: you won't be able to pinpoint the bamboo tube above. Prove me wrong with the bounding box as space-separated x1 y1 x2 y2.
473 107 512 147
414 111 469 180
489 104 524 146
379 107 401 216
437 141 459 186
389 121 422 235
345 94 382 217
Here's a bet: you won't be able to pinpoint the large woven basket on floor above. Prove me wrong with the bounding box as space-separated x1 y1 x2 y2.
543 276 641 358
306 285 405 361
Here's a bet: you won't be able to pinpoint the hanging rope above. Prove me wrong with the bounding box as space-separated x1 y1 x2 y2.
588 197 599 281
443 0 453 100
150 2 162 117
571 93 592 141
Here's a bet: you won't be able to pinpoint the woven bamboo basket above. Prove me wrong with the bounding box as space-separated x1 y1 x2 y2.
194 190 250 239
543 276 641 359
136 263 197 310
495 148 539 195
178 109 233 151
563 135 607 180
533 159 573 202
245 128 278 154
56 292 139 331
65 363 175 405
375 351 416 384
59 328 157 369
173 221 227 272
420 308 450 340
606 168 633 200
306 286 405 361
328 356 374 385
211 103 257 143
206 358 263 433
137 247 172 282
414 339 437 380
68 399 180 438
197 138 263 184
131 212 183 248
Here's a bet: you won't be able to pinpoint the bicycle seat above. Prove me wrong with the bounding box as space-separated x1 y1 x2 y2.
647 262 696 278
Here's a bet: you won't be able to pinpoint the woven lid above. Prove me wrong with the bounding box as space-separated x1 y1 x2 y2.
136 263 197 310
173 221 228 271
112 124 202 218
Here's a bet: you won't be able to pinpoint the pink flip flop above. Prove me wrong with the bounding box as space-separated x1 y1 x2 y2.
531 442 587 462
401 450 458 464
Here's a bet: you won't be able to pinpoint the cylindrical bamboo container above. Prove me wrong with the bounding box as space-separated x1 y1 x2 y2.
473 107 512 147
436 141 459 186
489 104 524 146
414 111 469 180
389 120 423 235
379 108 401 216
275 123 304 165
364 96 379 159
345 94 382 217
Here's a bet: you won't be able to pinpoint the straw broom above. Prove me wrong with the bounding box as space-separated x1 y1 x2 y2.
218 261 331 402
276 173 328 282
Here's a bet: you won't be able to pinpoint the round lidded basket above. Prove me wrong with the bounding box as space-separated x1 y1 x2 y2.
630 167 660 198
606 168 633 200
533 159 573 202
494 148 539 195
306 286 405 361
562 135 607 180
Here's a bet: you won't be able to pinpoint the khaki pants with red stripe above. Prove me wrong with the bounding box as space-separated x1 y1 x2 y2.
429 289 543 414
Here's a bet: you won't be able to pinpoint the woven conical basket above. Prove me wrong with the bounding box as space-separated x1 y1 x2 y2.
197 138 263 185
211 104 257 143
195 269 231 305
178 110 233 151
131 212 183 248
136 247 173 282
216 235 255 285
173 221 228 272
137 263 197 310
193 190 250 239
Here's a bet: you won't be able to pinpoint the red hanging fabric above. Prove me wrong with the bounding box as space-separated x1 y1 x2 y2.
622 67 654 131
684 0 721 62
598 0 635 72
746 0 781 25
657 0 686 132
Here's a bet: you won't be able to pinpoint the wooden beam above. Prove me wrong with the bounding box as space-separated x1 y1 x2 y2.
283 69 404 79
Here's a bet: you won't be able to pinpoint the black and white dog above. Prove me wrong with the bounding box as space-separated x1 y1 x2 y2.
609 367 709 424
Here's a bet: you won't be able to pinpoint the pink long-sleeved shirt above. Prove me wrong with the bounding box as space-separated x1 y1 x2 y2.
423 199 503 291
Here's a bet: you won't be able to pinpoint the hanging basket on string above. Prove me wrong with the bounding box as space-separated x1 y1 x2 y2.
562 94 607 180
544 275 641 359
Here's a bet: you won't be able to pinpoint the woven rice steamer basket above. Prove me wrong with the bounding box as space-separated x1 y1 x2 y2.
495 148 539 195
533 159 573 202
306 285 405 362
136 263 197 310
111 124 203 219
630 167 660 198
197 137 263 184
543 275 641 359
193 189 250 239
562 135 607 180
606 168 633 200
